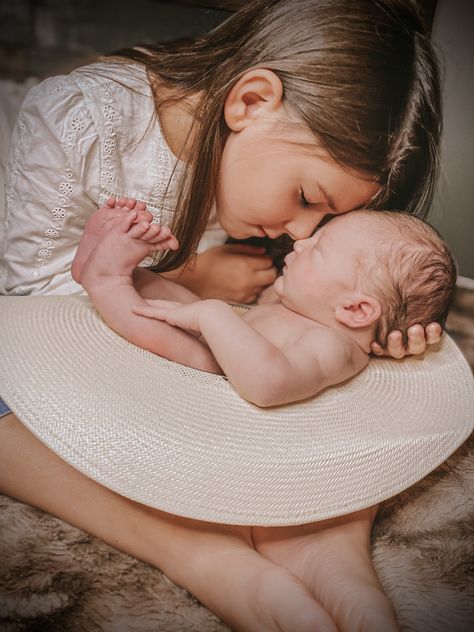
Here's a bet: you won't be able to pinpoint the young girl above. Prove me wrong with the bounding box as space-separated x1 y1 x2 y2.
0 1 444 630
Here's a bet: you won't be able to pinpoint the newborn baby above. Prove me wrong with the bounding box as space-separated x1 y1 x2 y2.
75 200 456 406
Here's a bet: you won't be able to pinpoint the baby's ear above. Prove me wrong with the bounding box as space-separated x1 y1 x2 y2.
223 69 284 132
334 294 381 329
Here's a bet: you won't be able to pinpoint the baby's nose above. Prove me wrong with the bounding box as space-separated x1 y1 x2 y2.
293 238 310 252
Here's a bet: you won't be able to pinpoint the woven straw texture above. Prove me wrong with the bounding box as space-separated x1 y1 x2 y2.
0 294 473 526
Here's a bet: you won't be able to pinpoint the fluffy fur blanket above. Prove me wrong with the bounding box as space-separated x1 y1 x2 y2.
0 437 472 631
0 296 473 632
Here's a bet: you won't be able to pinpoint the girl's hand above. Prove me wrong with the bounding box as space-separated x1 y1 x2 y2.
256 282 280 305
370 322 443 358
163 244 278 304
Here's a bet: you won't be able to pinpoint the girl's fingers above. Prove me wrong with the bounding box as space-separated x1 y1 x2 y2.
255 267 278 285
386 330 405 359
131 305 167 320
125 198 134 210
134 209 154 224
127 220 150 239
143 299 182 308
226 244 267 256
370 341 385 356
106 196 116 208
252 257 276 270
426 322 442 344
406 324 426 355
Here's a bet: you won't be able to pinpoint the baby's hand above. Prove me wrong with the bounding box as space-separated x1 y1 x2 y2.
371 322 442 358
132 298 212 335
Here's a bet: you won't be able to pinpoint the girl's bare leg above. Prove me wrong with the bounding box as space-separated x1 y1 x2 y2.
0 414 337 632
253 509 400 632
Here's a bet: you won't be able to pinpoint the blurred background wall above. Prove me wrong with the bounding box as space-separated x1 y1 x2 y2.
430 0 474 281
0 0 472 279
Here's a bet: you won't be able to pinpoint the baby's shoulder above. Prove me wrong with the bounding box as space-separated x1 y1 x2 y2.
302 326 369 375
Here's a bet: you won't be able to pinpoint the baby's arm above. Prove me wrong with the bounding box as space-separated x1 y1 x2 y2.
132 300 368 406
79 210 220 373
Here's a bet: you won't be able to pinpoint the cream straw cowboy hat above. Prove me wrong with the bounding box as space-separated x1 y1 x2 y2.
0 295 473 526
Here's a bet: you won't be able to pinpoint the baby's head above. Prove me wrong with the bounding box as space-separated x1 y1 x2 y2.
324 211 456 348
277 210 456 349
352 211 456 348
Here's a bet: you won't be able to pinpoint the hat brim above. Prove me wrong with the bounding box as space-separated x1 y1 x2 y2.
0 295 473 526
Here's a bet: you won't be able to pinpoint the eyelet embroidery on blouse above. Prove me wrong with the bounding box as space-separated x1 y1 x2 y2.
5 115 26 238
99 84 119 191
27 82 92 281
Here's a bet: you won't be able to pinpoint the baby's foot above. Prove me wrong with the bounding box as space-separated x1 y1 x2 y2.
252 507 400 632
80 208 178 292
72 197 152 283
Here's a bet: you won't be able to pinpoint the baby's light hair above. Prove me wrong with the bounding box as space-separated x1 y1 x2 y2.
358 212 457 349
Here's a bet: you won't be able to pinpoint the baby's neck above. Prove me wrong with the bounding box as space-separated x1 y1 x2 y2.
278 299 374 354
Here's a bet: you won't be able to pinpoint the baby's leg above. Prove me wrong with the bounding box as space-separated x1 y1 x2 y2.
72 197 152 283
253 508 400 632
0 414 337 632
80 209 177 290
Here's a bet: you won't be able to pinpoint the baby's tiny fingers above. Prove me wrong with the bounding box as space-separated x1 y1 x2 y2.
105 196 116 208
131 305 166 319
159 235 179 250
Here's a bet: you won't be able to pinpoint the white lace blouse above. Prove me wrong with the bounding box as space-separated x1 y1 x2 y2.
1 61 226 295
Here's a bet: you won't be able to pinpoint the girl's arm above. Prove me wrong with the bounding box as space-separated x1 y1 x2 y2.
160 244 278 304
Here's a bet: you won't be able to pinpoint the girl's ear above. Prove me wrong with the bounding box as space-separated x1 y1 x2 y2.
334 294 382 330
224 69 284 131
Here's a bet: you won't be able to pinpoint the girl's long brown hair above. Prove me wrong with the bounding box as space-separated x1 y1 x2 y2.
110 0 441 272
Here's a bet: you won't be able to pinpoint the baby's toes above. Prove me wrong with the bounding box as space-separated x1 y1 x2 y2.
124 197 138 210
134 209 155 225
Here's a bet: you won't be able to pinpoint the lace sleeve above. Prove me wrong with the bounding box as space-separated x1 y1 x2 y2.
2 75 100 296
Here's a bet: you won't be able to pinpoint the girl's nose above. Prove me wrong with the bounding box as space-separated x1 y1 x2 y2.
285 210 326 240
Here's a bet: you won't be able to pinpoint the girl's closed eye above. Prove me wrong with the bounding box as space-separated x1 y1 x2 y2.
299 189 309 209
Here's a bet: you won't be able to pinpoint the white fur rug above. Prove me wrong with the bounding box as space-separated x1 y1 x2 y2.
0 431 472 632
